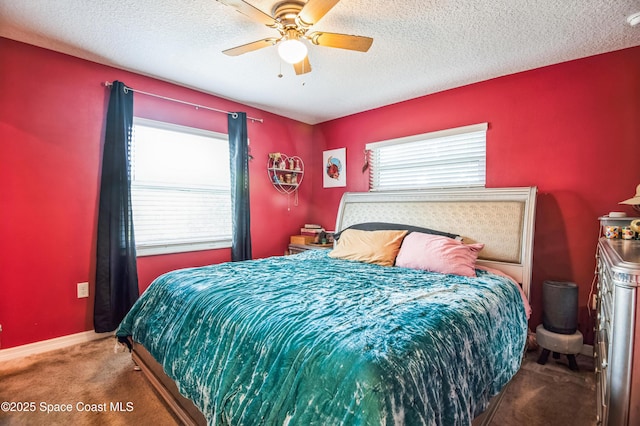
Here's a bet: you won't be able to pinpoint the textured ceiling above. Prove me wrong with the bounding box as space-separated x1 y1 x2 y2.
1 0 639 124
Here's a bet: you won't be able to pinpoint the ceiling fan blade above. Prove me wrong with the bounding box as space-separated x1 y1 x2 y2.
216 0 281 29
223 38 279 56
293 56 312 75
307 32 373 52
296 0 341 27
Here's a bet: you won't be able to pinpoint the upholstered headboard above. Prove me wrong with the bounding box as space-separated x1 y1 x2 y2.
334 187 537 299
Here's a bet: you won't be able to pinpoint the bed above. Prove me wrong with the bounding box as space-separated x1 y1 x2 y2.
116 186 537 425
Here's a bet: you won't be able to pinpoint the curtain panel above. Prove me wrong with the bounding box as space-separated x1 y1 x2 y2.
228 112 252 261
94 81 139 333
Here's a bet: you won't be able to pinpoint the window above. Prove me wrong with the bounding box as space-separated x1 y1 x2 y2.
366 123 487 191
131 118 232 256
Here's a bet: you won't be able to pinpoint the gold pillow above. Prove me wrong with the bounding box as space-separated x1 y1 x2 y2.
328 229 408 266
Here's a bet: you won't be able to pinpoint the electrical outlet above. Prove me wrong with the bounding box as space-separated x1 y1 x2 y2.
77 282 89 298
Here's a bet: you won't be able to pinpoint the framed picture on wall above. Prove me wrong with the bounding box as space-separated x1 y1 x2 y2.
323 148 346 188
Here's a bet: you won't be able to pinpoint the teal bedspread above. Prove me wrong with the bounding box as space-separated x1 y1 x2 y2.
116 249 527 425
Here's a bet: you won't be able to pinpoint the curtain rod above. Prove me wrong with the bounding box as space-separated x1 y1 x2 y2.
102 81 263 123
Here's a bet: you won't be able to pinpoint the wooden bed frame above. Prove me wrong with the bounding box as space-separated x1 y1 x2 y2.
129 186 538 425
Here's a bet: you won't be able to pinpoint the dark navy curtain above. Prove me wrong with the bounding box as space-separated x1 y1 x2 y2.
228 112 252 261
94 81 139 332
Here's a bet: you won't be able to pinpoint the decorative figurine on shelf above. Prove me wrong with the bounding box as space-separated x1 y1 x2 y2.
288 158 295 170
268 152 282 169
294 158 301 171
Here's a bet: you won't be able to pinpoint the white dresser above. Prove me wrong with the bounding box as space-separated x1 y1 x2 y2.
595 237 640 425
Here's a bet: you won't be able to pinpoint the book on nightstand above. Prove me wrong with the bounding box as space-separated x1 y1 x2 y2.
300 224 325 237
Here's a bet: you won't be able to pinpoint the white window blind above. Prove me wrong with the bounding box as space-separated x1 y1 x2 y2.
131 118 232 256
366 123 487 191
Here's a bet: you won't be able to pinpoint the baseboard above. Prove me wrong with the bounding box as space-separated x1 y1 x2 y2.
0 330 113 363
581 343 594 358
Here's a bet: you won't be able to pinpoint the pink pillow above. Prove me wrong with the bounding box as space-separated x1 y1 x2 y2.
395 232 484 277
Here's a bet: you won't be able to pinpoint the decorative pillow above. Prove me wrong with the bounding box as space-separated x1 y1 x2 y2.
395 232 484 277
328 229 408 266
333 222 459 241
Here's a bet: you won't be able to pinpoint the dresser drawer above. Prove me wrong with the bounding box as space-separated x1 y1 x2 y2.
596 306 610 425
597 329 609 384
597 369 608 425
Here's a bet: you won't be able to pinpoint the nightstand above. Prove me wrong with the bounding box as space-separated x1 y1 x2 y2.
288 243 333 255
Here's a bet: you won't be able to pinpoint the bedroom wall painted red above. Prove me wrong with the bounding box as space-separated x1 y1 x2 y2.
0 38 313 349
308 46 640 342
1 36 638 350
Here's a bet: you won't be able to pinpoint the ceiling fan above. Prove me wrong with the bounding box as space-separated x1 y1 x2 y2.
217 0 373 75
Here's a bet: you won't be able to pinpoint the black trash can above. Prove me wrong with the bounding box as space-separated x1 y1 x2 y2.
542 280 578 335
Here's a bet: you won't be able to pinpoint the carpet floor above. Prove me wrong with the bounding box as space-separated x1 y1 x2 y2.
483 346 596 425
0 336 596 425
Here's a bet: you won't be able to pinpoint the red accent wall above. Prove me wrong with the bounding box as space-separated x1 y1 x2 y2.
308 46 640 342
0 38 313 349
1 36 638 349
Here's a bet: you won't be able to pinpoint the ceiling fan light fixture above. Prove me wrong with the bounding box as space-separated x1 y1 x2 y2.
218 0 373 74
278 38 307 64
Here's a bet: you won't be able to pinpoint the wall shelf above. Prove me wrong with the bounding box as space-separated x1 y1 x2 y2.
267 153 304 199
